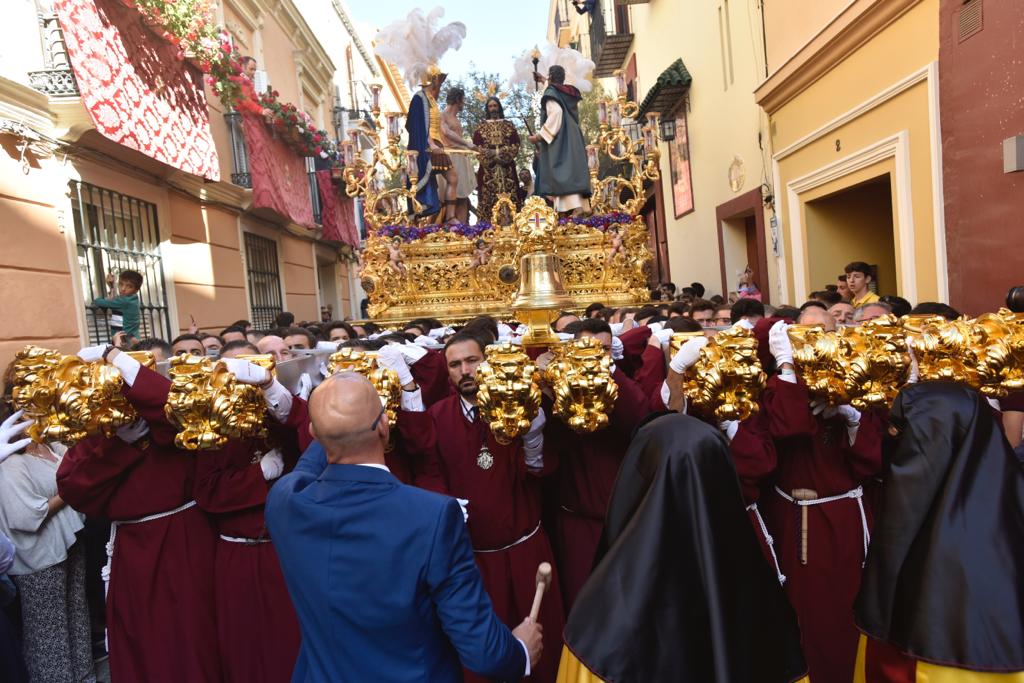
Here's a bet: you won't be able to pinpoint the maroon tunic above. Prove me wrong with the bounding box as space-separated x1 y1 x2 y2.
56 367 220 683
760 375 883 683
548 369 649 609
410 349 453 407
193 399 309 683
616 325 652 378
633 342 669 412
400 397 564 683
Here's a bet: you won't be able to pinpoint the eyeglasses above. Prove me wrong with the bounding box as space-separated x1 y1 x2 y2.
369 401 386 432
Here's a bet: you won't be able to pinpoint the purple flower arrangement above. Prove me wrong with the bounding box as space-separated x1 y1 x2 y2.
378 221 493 242
377 213 636 243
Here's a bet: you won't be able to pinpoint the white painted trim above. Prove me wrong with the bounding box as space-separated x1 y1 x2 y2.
786 131 916 303
311 242 323 314
771 157 790 304
236 220 254 324
925 61 949 302
773 64 930 161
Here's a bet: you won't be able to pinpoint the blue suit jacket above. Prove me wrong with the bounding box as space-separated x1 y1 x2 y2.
265 444 526 682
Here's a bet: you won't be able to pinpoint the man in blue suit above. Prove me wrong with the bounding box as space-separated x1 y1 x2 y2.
266 372 542 682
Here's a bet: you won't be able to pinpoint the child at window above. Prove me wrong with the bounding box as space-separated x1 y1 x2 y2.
95 269 143 344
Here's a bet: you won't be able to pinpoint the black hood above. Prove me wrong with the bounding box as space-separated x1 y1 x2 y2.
856 381 1024 670
564 413 807 682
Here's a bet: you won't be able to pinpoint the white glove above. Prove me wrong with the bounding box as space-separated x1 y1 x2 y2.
413 335 435 347
556 332 574 342
260 449 284 480
719 420 739 442
659 380 671 409
296 373 313 401
651 328 673 344
611 336 624 360
496 323 513 340
378 345 415 386
609 322 625 336
987 397 1001 412
768 320 794 367
0 410 33 463
430 326 455 339
315 340 339 352
77 344 108 363
221 358 270 386
456 497 469 523
116 418 149 445
906 345 919 384
396 342 428 364
669 336 709 374
523 409 546 469
647 322 665 334
735 318 754 330
109 350 142 387
811 400 861 425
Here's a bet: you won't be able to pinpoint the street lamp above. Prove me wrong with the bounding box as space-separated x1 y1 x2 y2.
659 116 676 142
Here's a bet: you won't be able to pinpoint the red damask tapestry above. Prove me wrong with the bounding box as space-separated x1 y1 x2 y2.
55 0 220 180
316 170 359 247
241 112 314 228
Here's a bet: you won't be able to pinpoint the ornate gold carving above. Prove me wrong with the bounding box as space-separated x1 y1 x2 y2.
475 343 541 445
325 348 402 436
788 324 850 404
974 308 1024 398
10 346 137 445
902 314 980 388
544 337 618 433
840 315 911 409
164 354 267 450
688 326 766 421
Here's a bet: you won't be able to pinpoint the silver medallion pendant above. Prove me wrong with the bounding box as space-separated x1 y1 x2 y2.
477 445 494 470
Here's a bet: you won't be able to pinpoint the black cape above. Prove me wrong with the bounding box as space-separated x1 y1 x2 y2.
855 381 1024 670
563 414 808 682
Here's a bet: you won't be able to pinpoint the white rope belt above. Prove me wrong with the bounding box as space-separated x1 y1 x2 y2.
101 500 198 648
474 521 541 554
219 534 272 545
774 485 870 566
746 503 786 585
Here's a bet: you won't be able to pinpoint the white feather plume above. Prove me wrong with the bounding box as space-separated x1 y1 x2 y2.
509 43 596 93
373 7 467 88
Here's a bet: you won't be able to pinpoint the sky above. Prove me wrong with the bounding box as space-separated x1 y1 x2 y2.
351 0 552 81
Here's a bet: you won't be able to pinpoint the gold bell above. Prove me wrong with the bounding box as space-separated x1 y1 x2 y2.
511 252 573 347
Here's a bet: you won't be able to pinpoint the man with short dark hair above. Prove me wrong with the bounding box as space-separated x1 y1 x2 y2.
325 321 358 343
712 304 732 327
282 327 316 351
400 332 564 683
731 298 765 325
221 326 247 344
689 299 716 328
844 262 879 308
171 333 205 356
551 311 580 333
274 312 295 329
910 301 960 320
198 333 222 355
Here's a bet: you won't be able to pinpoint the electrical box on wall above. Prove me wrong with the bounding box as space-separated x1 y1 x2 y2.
1004 136 1024 173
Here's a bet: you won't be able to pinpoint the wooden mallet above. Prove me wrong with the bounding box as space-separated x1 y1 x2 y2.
792 488 818 565
529 562 553 622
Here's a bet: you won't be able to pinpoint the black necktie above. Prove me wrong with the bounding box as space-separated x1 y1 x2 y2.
469 406 479 423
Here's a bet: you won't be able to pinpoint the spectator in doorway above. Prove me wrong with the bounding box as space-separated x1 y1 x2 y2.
690 282 706 299
836 274 852 302
844 262 879 308
658 283 677 301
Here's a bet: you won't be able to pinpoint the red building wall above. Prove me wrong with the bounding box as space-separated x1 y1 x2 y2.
939 0 1024 315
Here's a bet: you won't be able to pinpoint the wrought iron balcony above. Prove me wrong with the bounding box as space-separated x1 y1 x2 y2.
589 0 633 78
223 111 252 188
28 10 79 97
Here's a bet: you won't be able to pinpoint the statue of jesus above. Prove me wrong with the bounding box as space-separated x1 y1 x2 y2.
472 96 522 225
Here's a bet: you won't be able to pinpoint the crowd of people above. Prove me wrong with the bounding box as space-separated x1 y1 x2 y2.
0 261 1022 682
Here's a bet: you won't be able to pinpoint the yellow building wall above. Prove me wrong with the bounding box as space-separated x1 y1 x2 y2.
770 0 940 303
623 0 774 299
281 232 317 322
762 0 851 74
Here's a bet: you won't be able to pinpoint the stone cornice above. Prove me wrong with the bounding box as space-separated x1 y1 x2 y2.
0 77 56 132
755 0 921 114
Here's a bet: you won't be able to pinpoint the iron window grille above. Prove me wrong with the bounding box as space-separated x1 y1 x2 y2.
70 181 172 344
243 232 283 329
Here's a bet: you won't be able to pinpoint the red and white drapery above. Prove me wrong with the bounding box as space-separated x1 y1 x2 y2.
55 0 221 180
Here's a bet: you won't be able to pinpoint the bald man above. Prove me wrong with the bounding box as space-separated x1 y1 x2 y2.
265 373 541 682
758 312 884 683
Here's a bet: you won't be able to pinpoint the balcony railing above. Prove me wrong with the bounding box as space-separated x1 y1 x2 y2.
307 157 322 226
28 10 79 97
224 111 252 188
589 0 633 78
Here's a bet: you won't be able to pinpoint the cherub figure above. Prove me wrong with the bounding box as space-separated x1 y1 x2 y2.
387 238 407 278
470 239 493 287
605 226 625 266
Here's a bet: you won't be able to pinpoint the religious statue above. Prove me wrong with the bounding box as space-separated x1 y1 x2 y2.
439 87 476 224
529 65 592 216
602 226 625 287
472 96 522 224
387 238 407 278
469 238 493 287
